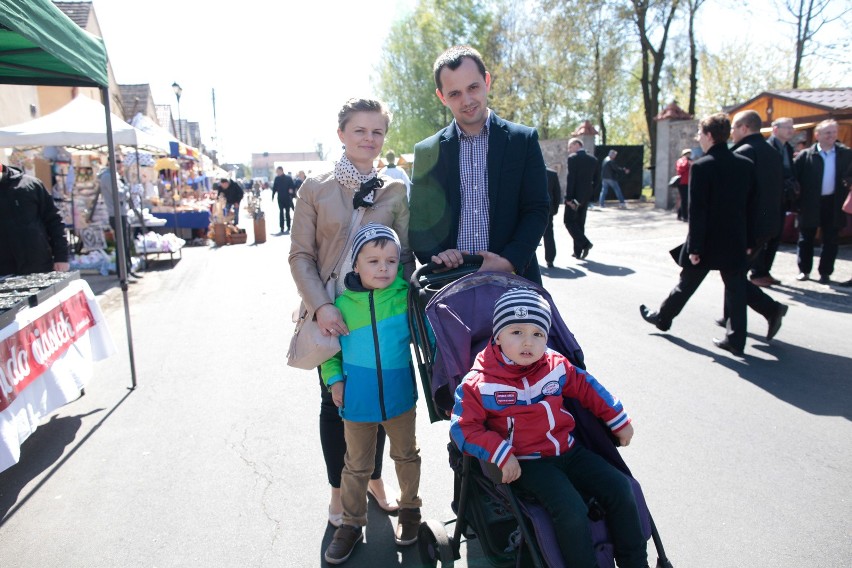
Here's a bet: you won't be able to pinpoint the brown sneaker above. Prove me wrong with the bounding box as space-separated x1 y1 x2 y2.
324 524 363 564
394 508 421 546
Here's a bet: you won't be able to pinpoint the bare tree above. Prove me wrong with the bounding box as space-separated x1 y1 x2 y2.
778 0 851 88
685 0 705 116
630 0 680 179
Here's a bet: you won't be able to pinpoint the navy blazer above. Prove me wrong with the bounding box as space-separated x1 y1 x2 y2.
409 112 549 283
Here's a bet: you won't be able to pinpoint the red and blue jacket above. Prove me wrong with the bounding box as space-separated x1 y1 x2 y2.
450 342 630 468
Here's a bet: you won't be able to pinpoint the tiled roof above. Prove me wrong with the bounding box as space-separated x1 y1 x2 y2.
767 89 852 111
53 2 92 28
118 84 151 120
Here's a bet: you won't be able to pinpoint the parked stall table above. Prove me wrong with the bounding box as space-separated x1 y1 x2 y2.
0 273 115 473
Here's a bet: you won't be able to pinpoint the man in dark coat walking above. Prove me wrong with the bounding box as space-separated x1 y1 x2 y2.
542 167 562 268
271 166 296 233
725 110 788 340
761 117 798 285
563 138 600 260
793 119 852 284
640 113 757 356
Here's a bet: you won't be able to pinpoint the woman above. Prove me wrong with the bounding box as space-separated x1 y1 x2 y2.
289 98 413 527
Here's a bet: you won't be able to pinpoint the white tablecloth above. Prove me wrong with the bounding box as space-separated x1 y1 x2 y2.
0 279 115 472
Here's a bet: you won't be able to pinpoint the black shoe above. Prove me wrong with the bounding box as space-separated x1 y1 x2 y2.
546 261 554 268
713 338 744 357
796 272 809 282
581 243 593 259
129 271 144 279
766 304 788 341
639 304 670 331
715 317 727 328
817 275 830 284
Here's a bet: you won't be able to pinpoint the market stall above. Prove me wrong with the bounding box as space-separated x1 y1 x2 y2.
1 0 139 387
0 272 115 473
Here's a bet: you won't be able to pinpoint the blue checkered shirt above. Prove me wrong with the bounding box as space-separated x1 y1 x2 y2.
456 117 490 254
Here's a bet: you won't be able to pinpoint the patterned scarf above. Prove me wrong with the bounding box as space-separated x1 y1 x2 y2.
334 154 382 209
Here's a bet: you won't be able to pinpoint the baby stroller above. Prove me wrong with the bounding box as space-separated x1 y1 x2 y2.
408 257 673 568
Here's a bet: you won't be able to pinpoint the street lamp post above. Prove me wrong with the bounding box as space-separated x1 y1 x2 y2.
171 82 183 143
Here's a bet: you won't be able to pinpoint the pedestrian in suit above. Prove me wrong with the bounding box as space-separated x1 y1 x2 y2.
271 166 296 233
723 110 788 340
542 167 562 268
409 45 550 284
759 117 798 286
563 138 600 259
793 119 852 284
640 113 757 356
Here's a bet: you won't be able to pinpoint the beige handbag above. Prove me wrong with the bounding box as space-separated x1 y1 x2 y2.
286 208 365 370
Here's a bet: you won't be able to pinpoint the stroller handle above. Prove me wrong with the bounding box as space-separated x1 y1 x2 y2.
414 254 483 288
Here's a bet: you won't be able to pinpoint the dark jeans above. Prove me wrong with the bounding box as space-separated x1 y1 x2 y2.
514 445 647 568
278 201 292 231
658 265 748 350
677 185 689 220
543 216 557 264
109 215 133 273
564 204 591 257
797 196 840 277
318 374 385 487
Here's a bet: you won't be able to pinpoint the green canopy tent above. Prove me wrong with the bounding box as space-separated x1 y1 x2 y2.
1 0 137 387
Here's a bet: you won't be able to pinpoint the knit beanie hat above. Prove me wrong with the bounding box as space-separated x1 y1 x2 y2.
351 223 401 263
492 288 552 338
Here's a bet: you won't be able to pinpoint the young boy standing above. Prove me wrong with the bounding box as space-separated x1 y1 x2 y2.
322 223 422 565
450 288 648 568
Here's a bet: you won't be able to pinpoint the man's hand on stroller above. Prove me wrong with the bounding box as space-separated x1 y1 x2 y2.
476 251 515 274
501 454 522 483
615 423 635 447
331 382 344 407
430 249 465 271
317 304 349 337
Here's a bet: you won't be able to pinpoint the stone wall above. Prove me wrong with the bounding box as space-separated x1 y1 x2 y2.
654 119 698 209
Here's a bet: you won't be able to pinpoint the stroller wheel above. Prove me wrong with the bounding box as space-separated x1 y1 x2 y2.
418 519 455 567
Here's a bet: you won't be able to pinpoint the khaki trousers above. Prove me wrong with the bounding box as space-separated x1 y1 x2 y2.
341 407 422 527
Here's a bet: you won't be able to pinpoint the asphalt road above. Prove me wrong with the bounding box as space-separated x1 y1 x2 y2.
1 197 850 568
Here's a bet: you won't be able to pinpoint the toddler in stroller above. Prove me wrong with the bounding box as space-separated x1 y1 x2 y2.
451 287 646 568
408 264 672 568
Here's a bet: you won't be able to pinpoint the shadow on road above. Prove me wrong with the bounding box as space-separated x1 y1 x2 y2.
0 389 135 527
540 265 586 279
317 504 421 566
579 259 636 278
658 334 851 420
770 284 852 315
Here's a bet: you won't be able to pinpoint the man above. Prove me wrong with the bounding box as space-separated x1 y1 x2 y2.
379 151 412 200
723 110 788 340
542 167 562 268
0 163 69 276
99 158 140 279
640 113 756 356
218 177 244 225
760 117 798 285
270 166 296 233
599 149 629 208
409 45 549 284
564 138 600 260
794 119 852 284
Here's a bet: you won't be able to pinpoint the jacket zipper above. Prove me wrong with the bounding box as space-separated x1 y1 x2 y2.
369 291 387 421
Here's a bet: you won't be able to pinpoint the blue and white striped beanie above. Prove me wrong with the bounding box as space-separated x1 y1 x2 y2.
492 288 552 338
351 223 401 263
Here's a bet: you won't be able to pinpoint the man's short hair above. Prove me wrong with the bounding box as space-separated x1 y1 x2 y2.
815 119 838 134
433 45 487 92
699 113 732 145
732 110 762 133
220 177 230 183
608 149 617 157
772 117 793 128
385 151 396 163
568 137 583 148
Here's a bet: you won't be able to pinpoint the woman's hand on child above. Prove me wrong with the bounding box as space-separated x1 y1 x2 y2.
331 382 344 407
615 423 635 447
501 455 522 483
317 304 349 337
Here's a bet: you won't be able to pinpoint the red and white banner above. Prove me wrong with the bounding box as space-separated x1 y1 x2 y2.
0 291 95 413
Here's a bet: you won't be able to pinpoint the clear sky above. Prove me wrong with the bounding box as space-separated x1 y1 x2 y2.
90 0 848 164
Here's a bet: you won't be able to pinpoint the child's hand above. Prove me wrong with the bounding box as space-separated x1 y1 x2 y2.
331 382 344 407
615 422 634 447
501 454 521 483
